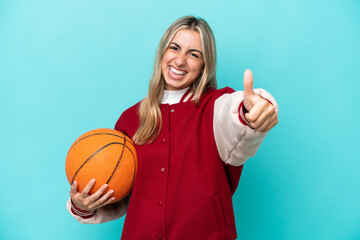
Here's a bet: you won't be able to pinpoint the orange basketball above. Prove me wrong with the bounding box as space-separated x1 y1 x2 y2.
65 128 137 202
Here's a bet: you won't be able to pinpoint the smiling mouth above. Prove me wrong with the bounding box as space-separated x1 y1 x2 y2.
168 66 187 80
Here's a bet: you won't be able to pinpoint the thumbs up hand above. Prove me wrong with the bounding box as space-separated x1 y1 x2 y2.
243 69 278 132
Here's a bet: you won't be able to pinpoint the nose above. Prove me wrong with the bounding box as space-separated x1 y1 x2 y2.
174 52 186 67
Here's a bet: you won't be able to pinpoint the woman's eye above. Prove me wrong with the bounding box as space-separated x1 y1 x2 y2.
190 53 199 58
170 46 178 51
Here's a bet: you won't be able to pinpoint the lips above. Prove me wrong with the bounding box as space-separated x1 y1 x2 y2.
168 66 187 80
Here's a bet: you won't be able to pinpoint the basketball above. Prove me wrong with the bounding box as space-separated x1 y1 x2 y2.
65 128 137 202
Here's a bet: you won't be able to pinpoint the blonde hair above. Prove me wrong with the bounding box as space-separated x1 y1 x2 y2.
133 16 217 145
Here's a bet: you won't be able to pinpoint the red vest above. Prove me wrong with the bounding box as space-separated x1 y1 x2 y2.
115 87 243 240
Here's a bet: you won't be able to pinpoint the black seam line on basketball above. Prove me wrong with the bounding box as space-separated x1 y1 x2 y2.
118 150 136 200
106 133 136 200
106 134 126 184
106 143 136 185
69 133 126 151
104 142 136 185
70 142 136 187
106 133 136 188
71 142 127 185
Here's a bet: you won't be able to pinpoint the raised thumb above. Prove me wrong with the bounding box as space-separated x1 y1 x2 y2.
243 69 254 98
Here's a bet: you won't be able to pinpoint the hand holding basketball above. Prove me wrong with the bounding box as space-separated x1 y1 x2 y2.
243 69 278 132
70 179 115 211
65 128 138 205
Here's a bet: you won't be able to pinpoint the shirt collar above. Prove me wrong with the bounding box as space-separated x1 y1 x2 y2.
161 87 190 105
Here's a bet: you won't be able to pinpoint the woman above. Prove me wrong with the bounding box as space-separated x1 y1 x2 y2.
67 16 279 239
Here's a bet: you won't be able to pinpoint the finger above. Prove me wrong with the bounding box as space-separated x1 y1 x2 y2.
70 181 78 197
264 116 279 132
245 98 267 122
257 113 278 132
96 196 116 209
249 110 270 129
88 184 108 202
249 104 276 129
80 179 96 197
267 120 278 131
90 189 115 209
243 69 254 98
256 117 273 132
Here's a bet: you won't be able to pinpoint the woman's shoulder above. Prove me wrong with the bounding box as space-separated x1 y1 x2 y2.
114 101 141 134
122 101 141 118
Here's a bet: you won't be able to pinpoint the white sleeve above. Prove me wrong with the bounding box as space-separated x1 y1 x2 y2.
66 197 128 224
213 89 279 166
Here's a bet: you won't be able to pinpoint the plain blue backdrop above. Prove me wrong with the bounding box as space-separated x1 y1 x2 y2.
1 0 359 239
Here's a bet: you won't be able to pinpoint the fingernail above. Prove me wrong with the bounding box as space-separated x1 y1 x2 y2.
109 189 114 194
91 179 95 182
111 197 115 201
103 184 108 188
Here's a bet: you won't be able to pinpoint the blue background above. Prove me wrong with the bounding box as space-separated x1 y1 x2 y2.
1 0 359 239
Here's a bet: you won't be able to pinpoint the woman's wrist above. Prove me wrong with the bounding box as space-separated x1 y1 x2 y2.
70 199 95 219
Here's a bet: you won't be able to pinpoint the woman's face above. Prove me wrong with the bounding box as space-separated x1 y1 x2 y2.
161 29 205 91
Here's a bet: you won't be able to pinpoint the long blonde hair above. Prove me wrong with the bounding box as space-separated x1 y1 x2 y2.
133 16 217 145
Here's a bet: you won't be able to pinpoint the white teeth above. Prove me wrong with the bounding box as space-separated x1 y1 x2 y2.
170 66 186 75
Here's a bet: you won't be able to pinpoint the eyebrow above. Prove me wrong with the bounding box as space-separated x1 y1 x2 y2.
170 42 203 55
